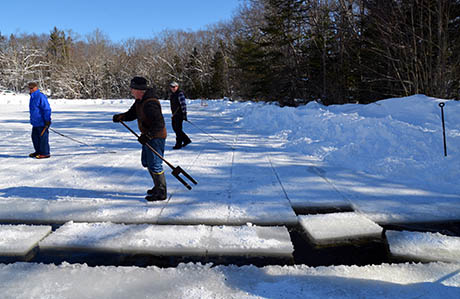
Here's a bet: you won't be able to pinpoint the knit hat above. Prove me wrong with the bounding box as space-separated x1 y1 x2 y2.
130 76 148 90
169 81 179 87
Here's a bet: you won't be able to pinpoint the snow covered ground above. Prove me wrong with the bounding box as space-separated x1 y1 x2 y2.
1 262 460 298
1 92 459 298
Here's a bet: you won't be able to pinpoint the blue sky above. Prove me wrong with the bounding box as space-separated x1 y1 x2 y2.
1 0 242 42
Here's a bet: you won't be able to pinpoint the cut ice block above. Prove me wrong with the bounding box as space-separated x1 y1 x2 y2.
0 224 51 256
299 212 383 245
386 230 460 263
207 225 293 256
39 222 210 256
39 222 294 258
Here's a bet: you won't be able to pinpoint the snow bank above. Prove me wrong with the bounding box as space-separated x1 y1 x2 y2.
226 95 459 194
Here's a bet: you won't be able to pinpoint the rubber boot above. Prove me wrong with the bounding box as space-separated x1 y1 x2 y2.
146 172 167 201
147 170 157 195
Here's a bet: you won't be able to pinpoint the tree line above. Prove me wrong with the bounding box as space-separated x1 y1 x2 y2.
1 0 459 105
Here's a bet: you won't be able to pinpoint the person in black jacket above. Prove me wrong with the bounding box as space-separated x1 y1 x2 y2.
169 81 191 149
113 77 167 201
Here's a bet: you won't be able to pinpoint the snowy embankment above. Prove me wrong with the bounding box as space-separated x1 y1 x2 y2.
231 95 459 194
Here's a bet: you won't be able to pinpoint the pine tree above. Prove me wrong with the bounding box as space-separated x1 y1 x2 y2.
233 36 273 101
209 46 226 98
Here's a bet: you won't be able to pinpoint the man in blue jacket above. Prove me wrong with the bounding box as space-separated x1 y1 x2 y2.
28 82 52 159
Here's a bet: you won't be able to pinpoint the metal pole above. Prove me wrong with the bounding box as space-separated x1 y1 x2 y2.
439 102 447 157
49 128 116 153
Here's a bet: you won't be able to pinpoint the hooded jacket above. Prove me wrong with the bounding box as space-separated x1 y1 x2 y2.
29 89 51 127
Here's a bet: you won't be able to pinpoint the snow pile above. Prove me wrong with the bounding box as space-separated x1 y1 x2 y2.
225 95 459 193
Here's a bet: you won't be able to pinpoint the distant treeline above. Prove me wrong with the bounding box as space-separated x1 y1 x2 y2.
1 0 459 105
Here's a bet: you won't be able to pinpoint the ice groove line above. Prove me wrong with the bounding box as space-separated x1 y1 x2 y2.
155 142 206 223
226 126 243 222
267 154 293 206
307 165 361 214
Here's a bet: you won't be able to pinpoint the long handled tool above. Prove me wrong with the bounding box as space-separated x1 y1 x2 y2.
186 120 235 150
49 128 116 153
40 125 48 137
119 120 197 190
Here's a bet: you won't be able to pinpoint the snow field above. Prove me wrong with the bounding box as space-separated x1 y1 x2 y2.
1 93 460 298
1 95 460 225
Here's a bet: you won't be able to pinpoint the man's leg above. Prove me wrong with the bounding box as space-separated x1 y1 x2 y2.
39 128 50 156
31 127 41 155
142 139 167 201
172 116 183 149
172 116 191 148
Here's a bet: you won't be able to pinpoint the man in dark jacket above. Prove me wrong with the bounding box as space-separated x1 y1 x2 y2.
28 82 52 159
113 77 168 201
169 81 191 149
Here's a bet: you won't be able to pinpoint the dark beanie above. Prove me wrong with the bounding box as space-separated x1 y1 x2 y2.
130 76 148 90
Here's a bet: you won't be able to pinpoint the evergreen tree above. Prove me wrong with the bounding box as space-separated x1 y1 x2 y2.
260 0 309 105
209 46 226 98
47 27 70 64
233 36 273 101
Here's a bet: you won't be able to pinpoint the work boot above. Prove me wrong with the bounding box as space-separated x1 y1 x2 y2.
145 172 167 201
147 170 158 195
173 137 182 149
29 152 38 158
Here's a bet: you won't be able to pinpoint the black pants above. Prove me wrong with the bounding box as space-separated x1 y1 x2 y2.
172 116 191 145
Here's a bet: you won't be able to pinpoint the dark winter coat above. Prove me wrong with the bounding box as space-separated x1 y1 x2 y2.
29 89 51 127
119 88 167 139
169 90 187 119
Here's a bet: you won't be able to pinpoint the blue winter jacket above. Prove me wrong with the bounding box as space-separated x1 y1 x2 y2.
29 90 52 127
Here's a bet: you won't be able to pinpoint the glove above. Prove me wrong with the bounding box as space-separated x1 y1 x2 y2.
137 134 150 145
113 114 123 123
45 120 51 127
183 114 188 121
